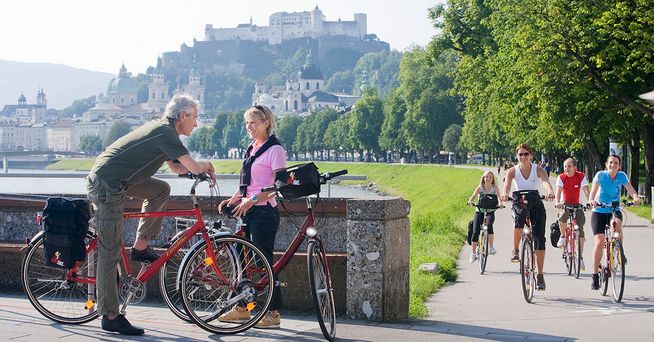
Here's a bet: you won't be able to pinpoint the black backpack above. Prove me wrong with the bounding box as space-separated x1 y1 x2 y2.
549 221 561 248
42 197 91 269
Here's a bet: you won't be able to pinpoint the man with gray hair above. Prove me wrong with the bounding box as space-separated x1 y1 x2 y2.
86 93 215 335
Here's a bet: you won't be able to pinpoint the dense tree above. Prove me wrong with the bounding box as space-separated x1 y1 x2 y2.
276 115 303 160
78 135 102 153
379 88 408 159
353 51 403 97
431 0 654 197
60 96 96 117
399 47 462 161
442 124 462 155
103 121 132 147
348 89 384 161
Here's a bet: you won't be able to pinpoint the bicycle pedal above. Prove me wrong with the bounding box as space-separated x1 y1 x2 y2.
275 281 288 288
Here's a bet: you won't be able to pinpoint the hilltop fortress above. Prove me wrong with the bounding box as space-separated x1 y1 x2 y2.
204 6 368 45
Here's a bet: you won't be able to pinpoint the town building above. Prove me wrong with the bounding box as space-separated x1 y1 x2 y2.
251 51 360 115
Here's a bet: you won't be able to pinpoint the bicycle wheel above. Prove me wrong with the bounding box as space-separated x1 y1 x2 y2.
599 242 609 296
478 228 488 275
565 226 574 276
610 239 625 302
160 239 196 322
308 240 336 341
520 239 535 303
179 236 273 334
573 232 581 279
21 233 99 324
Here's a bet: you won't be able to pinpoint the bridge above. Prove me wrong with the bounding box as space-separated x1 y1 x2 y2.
0 150 89 173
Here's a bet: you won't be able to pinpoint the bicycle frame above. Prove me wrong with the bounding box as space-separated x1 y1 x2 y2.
63 179 234 310
233 196 331 290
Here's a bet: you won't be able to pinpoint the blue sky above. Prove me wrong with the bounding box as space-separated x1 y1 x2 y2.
0 0 441 74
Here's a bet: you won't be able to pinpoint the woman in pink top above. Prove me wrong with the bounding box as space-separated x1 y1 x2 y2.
218 105 287 329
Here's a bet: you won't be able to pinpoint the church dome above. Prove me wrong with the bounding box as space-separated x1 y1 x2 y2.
298 64 323 80
18 93 27 103
107 76 137 94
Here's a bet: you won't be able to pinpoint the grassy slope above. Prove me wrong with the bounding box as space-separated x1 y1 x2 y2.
48 159 482 317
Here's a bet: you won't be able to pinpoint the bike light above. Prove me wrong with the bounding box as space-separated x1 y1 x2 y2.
613 231 620 239
522 227 531 235
306 226 317 237
574 224 580 231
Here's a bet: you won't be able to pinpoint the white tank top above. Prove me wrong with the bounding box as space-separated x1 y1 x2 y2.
512 163 539 191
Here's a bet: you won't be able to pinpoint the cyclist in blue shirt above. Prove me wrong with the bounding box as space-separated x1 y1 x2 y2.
588 154 640 290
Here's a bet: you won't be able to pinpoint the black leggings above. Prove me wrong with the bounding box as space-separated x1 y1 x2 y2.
590 211 623 235
243 203 282 311
512 201 547 250
472 211 495 242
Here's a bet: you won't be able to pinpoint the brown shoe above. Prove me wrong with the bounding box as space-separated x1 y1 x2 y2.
254 311 280 329
218 306 251 322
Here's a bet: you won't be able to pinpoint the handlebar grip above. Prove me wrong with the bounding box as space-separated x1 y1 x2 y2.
178 172 208 180
328 169 348 178
261 186 275 193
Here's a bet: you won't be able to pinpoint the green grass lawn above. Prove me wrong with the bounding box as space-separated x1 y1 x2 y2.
48 159 482 318
626 204 653 223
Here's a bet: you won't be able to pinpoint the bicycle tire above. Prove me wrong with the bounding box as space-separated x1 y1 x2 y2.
574 231 581 279
21 233 99 324
478 228 488 275
564 235 572 276
610 239 625 302
179 235 273 334
308 240 336 341
599 240 609 296
520 238 535 303
159 242 194 322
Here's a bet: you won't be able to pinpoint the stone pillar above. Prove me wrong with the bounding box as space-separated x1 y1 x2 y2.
346 197 410 321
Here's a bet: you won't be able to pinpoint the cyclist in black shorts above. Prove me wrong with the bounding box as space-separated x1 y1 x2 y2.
501 143 555 290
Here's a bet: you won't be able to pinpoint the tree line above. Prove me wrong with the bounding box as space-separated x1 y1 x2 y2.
429 0 654 198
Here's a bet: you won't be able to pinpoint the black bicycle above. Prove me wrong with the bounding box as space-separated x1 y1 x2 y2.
470 195 502 275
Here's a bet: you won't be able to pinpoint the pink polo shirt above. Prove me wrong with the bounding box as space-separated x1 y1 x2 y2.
245 144 287 207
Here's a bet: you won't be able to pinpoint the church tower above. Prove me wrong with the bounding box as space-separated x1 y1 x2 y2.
184 55 205 115
147 60 169 112
33 88 47 123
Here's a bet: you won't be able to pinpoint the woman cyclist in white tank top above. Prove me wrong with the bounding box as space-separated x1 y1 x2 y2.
501 144 554 291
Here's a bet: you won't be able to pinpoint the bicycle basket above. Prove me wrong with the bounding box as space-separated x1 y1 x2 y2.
276 162 320 199
477 194 498 209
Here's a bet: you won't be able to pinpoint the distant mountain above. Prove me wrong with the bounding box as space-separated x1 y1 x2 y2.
0 60 115 110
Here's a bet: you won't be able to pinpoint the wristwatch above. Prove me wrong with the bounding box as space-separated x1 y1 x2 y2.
250 194 258 203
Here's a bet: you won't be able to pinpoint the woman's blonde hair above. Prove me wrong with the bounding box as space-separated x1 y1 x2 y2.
244 104 275 136
479 170 496 187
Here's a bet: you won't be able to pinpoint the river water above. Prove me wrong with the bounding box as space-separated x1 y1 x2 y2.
0 170 379 198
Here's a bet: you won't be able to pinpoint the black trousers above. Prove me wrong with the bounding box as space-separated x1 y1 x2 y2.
243 203 282 311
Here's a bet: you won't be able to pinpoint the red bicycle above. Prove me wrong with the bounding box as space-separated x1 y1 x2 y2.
179 169 347 341
21 173 274 333
560 204 586 279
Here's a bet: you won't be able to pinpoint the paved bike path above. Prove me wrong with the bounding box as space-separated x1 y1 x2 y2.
426 170 654 341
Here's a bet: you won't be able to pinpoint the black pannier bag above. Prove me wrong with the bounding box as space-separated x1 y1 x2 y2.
275 162 321 199
42 197 91 269
549 221 561 248
466 220 474 245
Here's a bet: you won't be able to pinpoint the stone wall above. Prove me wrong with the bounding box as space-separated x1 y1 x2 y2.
0 194 410 321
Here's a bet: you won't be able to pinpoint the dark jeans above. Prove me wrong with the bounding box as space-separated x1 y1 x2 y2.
472 211 495 242
243 203 282 311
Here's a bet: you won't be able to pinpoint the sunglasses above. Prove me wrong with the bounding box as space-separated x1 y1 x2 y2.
518 152 530 157
252 104 265 112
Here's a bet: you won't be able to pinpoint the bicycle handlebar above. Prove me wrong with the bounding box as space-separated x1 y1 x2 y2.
320 169 348 184
595 200 635 208
469 202 504 210
178 172 210 181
